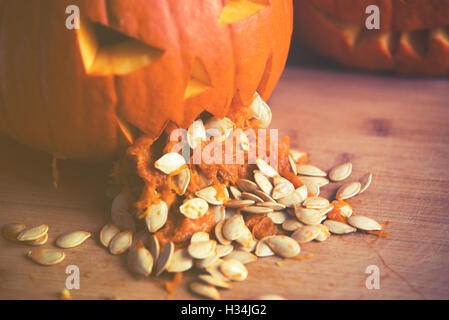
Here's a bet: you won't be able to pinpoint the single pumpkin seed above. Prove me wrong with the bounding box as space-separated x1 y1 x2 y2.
256 202 286 211
109 231 133 255
250 92 272 128
154 152 186 175
188 240 217 260
229 186 242 200
235 226 255 251
215 220 231 245
282 218 303 232
298 176 329 188
145 201 168 232
155 242 174 276
187 119 207 150
255 237 275 257
329 162 352 181
220 259 248 281
288 155 298 175
167 248 193 273
323 220 356 234
222 214 246 241
190 281 220 300
100 222 120 248
148 235 160 262
56 231 91 249
291 225 321 243
303 196 330 209
224 199 255 209
315 224 330 242
241 192 264 203
198 274 231 289
17 224 48 242
336 182 361 200
191 232 210 243
241 206 273 215
196 185 229 205
254 171 273 195
27 249 65 266
272 181 295 200
348 215 382 231
256 158 278 178
297 164 327 177
211 205 226 223
268 211 289 224
2 223 26 241
359 172 373 194
179 198 209 220
127 240 153 276
224 250 258 264
172 167 190 195
216 244 234 258
295 207 326 225
266 236 301 258
236 179 259 193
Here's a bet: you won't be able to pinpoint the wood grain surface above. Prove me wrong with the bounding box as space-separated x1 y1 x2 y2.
0 66 448 300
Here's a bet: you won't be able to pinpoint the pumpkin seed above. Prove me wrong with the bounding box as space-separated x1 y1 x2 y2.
187 119 207 150
56 231 91 249
359 172 373 194
216 244 234 258
282 219 303 232
302 180 320 196
237 131 250 151
27 249 65 266
298 176 329 188
235 240 257 253
348 215 382 231
291 225 321 243
204 117 234 143
303 196 330 209
145 201 168 232
297 164 327 177
222 214 246 241
323 220 356 234
155 242 174 276
188 240 217 259
330 200 353 217
236 179 259 193
196 185 229 205
250 92 272 128
272 181 294 200
109 231 133 255
229 186 242 200
179 198 209 220
329 162 352 181
27 233 49 246
241 192 264 203
255 237 275 257
195 250 219 269
224 250 258 264
266 236 301 258
254 171 273 195
256 202 286 211
2 222 26 241
17 224 48 241
278 185 307 207
172 167 190 195
127 240 154 276
288 155 298 175
190 281 220 300
235 226 255 251
268 211 289 224
155 152 186 175
224 199 255 208
191 232 210 243
215 220 231 245
295 207 326 225
252 189 276 202
148 235 160 262
241 206 273 215
198 274 231 289
336 182 361 200
167 248 193 273
315 224 330 242
100 222 120 248
220 259 248 281
211 205 226 223
256 158 278 178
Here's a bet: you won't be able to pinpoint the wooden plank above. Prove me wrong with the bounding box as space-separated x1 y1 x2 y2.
0 66 448 299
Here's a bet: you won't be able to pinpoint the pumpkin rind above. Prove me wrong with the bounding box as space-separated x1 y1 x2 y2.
0 0 293 161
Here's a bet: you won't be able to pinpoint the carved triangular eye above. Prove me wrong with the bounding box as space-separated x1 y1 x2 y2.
184 57 211 100
77 19 163 75
217 0 269 25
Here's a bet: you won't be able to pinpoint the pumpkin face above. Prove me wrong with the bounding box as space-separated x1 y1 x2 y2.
0 0 293 161
293 0 449 75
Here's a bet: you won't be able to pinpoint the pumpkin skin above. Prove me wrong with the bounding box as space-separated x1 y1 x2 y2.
293 0 449 75
0 0 293 162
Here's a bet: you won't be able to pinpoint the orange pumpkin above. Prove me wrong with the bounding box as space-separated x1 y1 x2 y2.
293 0 449 75
0 0 293 162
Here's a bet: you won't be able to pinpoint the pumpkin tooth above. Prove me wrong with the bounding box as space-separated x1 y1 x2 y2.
117 116 137 145
217 0 269 25
184 58 211 99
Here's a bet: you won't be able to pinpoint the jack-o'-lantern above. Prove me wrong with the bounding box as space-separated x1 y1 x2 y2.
293 0 449 75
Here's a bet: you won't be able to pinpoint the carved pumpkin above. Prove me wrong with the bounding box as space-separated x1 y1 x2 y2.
293 0 449 75
0 0 293 161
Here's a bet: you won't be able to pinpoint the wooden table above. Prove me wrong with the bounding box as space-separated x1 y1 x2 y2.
1 66 448 300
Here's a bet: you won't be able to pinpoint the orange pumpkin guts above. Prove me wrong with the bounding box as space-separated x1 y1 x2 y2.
293 0 449 75
0 0 293 161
